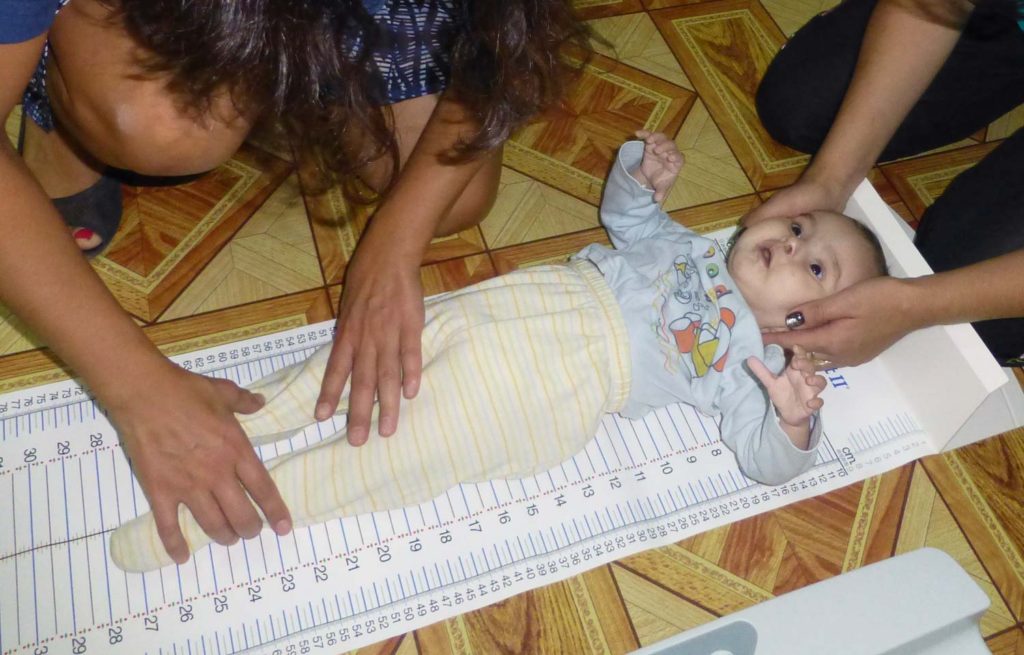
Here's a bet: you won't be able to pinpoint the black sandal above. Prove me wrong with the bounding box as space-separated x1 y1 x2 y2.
51 175 124 258
18 111 124 258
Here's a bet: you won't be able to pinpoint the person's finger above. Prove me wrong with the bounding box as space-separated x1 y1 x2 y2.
316 338 353 421
635 129 651 140
188 492 238 546
806 373 827 392
783 292 850 332
219 378 265 415
806 397 824 411
214 480 264 539
237 389 265 415
741 201 786 227
346 348 378 446
653 140 675 156
762 327 831 353
789 352 815 375
375 336 402 437
236 451 291 535
808 350 838 371
745 356 778 389
152 499 190 565
401 322 423 401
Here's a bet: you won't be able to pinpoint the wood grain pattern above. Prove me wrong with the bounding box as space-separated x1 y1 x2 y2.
988 627 1024 655
572 0 646 20
303 184 486 286
490 228 611 274
760 0 839 36
0 289 332 393
506 49 694 205
666 99 754 210
667 194 759 233
654 0 810 190
160 174 323 320
881 142 1001 219
95 145 292 321
921 451 1024 624
588 13 694 90
482 167 601 250
989 106 1024 142
4 106 21 148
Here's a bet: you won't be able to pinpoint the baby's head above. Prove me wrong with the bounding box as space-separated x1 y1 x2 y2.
726 211 887 330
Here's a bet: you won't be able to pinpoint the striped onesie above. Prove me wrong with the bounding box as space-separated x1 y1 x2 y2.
110 142 821 572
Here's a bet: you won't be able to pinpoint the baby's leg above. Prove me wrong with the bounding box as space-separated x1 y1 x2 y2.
238 345 340 447
110 265 629 572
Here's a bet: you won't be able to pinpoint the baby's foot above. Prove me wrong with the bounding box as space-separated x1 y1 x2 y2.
635 130 683 203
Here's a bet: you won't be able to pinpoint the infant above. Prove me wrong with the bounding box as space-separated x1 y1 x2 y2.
110 133 886 571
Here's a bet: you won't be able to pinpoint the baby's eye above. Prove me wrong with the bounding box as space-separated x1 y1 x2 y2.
790 222 803 237
810 262 824 279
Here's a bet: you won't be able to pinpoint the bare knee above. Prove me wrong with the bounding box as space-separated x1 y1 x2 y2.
116 116 249 176
59 97 251 176
359 143 502 237
46 0 253 176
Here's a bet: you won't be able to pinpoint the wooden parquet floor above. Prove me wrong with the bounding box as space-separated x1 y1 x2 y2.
4 0 1024 651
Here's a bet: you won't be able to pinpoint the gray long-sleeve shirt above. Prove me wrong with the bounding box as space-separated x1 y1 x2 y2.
575 141 821 485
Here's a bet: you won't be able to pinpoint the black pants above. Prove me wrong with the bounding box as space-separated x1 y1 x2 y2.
755 0 1024 365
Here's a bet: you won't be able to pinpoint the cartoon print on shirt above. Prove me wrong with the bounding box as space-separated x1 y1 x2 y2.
657 247 738 378
670 307 736 377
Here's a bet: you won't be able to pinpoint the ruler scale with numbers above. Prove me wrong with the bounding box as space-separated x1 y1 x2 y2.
0 321 934 655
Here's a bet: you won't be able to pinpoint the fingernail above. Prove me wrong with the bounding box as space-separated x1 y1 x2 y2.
785 312 804 329
379 416 395 435
72 227 95 241
315 402 331 420
349 430 367 447
274 519 292 535
404 379 419 399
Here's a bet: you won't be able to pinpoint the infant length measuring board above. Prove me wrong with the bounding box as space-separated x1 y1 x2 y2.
0 320 936 655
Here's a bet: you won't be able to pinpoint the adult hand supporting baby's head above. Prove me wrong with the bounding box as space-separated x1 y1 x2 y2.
741 176 851 227
762 276 921 368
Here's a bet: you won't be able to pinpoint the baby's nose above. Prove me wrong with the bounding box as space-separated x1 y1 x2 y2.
782 237 798 255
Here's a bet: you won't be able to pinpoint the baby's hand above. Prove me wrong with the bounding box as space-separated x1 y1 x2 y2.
633 130 683 203
746 346 826 447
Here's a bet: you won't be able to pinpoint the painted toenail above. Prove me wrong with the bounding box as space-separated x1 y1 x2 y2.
72 228 96 241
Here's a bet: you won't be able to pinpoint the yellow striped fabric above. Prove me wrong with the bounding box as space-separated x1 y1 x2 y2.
110 261 631 572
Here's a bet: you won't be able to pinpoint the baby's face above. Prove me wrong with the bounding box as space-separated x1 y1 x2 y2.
726 211 880 329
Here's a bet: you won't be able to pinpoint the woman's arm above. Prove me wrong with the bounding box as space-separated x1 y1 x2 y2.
766 249 1024 365
744 0 973 222
0 38 290 565
316 94 496 445
743 0 1024 366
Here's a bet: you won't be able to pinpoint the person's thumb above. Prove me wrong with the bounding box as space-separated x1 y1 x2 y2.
783 294 839 332
230 384 266 415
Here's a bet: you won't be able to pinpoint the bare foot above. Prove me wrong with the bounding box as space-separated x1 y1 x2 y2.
21 118 106 250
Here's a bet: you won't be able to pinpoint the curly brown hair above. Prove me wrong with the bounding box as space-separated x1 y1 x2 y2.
104 0 593 196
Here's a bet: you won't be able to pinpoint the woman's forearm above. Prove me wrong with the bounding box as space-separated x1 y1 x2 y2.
908 249 1024 327
804 0 972 195
0 143 171 403
361 95 493 259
